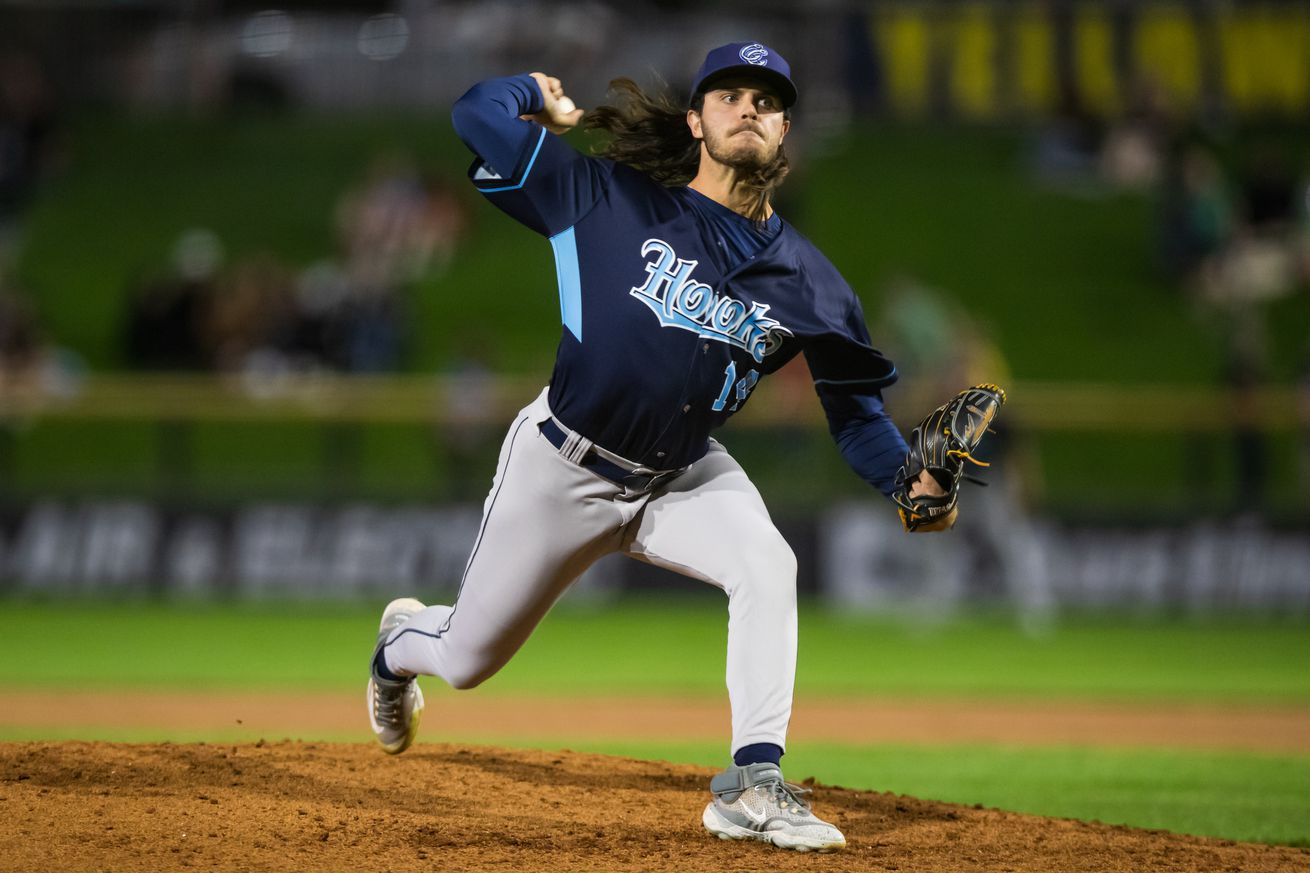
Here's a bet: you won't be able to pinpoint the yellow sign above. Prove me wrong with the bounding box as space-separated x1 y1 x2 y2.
869 3 1310 118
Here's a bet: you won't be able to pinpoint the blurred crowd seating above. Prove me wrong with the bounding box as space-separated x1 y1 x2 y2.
123 155 467 377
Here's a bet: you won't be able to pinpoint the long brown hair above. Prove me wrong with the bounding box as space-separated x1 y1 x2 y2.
583 78 789 223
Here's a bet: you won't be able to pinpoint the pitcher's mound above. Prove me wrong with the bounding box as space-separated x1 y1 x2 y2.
1 741 1303 872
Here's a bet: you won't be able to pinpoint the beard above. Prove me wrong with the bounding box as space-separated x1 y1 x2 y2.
702 123 777 172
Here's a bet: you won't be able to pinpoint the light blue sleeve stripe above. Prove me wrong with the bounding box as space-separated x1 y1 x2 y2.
480 128 548 193
549 226 582 342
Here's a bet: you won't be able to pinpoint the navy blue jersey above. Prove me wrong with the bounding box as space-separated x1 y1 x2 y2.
452 75 909 495
680 185 782 268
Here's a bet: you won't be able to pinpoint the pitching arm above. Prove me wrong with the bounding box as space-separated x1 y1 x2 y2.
451 74 612 237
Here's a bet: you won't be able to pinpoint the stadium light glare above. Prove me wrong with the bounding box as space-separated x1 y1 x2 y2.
241 9 293 58
357 13 408 62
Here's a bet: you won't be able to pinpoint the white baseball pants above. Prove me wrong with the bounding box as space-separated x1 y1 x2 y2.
381 388 798 755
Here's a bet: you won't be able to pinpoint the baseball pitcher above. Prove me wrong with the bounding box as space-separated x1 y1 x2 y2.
367 42 1004 853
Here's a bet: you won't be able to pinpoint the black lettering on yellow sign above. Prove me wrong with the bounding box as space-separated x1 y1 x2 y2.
867 2 1310 119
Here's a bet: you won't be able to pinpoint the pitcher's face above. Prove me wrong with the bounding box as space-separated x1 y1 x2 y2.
689 80 790 171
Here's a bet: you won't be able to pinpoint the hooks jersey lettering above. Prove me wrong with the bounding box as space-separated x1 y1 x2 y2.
628 238 792 363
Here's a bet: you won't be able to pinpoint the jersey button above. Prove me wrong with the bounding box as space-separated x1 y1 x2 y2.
682 404 691 413
656 451 666 459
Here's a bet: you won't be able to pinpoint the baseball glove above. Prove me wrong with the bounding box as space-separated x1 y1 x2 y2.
892 383 1007 533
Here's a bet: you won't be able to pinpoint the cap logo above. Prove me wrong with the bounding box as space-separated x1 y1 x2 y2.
739 44 769 66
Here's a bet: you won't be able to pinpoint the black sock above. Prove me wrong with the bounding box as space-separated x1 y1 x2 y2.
373 647 406 681
733 743 783 767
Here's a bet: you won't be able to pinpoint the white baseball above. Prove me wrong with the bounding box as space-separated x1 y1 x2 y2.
555 96 576 114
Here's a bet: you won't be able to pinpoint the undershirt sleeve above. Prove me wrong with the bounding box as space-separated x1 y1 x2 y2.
815 387 909 497
803 282 907 498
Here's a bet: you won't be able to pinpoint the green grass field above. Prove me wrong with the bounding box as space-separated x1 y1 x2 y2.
3 599 1309 699
2 600 1307 845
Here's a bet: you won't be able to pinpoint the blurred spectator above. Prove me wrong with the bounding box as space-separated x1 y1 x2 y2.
925 306 1052 631
879 278 957 382
1029 91 1102 190
124 228 223 371
1298 340 1310 505
875 280 1053 631
284 260 352 369
1223 309 1270 518
1215 234 1297 307
1157 141 1233 292
1240 146 1297 232
0 287 42 385
0 50 59 268
1159 138 1303 307
1099 79 1170 192
336 153 467 286
123 156 474 377
327 154 472 372
204 254 297 373
1214 144 1301 306
286 260 405 373
0 277 81 395
1298 164 1310 287
339 287 404 373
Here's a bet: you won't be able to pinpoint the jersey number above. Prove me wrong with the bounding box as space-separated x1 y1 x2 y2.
712 361 760 413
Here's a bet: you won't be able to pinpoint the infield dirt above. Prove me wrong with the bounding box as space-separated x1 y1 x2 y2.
3 741 1307 872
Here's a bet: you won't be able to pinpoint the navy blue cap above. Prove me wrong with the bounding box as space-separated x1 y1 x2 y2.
690 42 797 108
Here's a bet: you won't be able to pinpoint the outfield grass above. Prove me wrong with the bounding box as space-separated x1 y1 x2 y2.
3 599 1309 700
2 600 1307 845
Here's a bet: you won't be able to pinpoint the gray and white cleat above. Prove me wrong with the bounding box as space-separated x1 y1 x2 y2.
366 597 427 754
702 762 846 853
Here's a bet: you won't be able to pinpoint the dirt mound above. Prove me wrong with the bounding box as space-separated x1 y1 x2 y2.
1 741 1305 872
